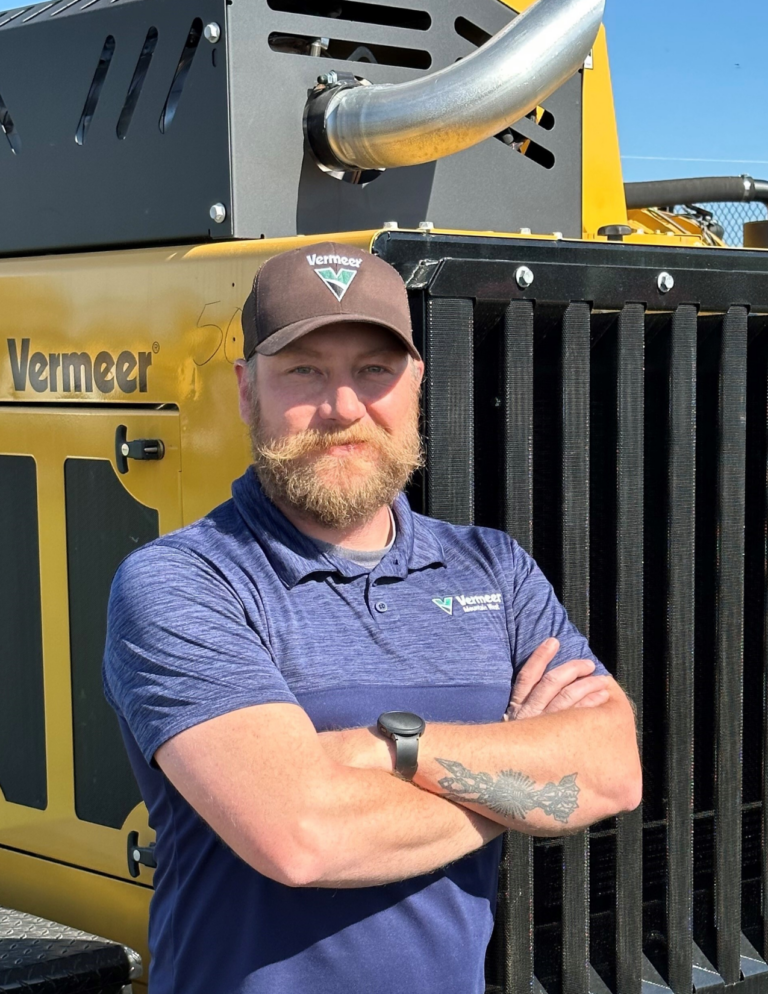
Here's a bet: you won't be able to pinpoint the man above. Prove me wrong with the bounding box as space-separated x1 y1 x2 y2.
104 242 641 994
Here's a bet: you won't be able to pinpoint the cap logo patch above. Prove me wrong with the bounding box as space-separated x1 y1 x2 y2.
314 266 358 302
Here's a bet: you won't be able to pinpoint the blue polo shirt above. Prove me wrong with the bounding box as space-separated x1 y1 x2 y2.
103 469 605 994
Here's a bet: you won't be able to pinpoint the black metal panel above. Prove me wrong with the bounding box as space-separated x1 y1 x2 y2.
561 302 591 994
375 232 768 314
502 300 534 554
422 297 474 524
0 455 46 809
614 304 644 994
497 299 535 994
714 307 747 984
65 457 156 828
665 306 697 994
0 0 231 254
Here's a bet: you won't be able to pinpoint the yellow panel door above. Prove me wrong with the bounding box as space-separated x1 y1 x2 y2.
0 406 181 887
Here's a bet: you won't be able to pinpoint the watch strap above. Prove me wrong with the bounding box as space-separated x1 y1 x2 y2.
392 733 420 780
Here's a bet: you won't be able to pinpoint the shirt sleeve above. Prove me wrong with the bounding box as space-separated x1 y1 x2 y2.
505 539 609 678
103 542 299 765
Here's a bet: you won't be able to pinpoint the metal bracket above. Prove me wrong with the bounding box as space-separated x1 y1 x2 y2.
127 831 157 878
115 425 165 475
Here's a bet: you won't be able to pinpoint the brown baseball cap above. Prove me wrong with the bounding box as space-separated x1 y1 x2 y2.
241 241 420 361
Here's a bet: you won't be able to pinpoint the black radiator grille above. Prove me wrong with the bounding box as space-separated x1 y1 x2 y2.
378 233 768 994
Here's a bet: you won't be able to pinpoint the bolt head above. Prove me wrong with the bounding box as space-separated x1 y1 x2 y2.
317 70 338 86
382 220 399 229
515 265 534 290
657 271 675 293
418 221 434 231
209 202 227 224
203 21 221 43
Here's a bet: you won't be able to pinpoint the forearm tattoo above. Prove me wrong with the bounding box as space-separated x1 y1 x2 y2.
435 759 580 824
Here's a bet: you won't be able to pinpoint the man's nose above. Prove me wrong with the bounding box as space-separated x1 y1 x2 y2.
320 383 366 424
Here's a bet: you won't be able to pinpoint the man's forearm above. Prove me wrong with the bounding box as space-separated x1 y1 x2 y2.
412 687 641 834
322 682 641 836
303 764 504 888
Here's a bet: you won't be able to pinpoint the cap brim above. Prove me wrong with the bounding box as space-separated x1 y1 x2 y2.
254 313 421 361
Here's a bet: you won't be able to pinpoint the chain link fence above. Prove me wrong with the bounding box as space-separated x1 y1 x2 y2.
673 201 767 247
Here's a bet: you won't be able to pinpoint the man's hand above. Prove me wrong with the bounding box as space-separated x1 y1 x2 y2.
506 638 610 721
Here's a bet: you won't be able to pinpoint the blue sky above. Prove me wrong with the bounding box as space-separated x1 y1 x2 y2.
604 0 768 183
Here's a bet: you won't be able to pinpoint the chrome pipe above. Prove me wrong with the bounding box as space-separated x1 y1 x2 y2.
304 0 604 172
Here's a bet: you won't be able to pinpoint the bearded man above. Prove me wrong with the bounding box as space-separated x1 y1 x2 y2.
103 243 641 994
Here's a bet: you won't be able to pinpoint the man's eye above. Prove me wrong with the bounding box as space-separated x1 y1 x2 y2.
290 366 316 375
363 365 389 374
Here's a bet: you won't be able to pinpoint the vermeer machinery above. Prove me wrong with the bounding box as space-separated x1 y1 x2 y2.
1 0 768 991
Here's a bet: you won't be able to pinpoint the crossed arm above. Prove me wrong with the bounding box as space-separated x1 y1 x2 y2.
156 638 641 888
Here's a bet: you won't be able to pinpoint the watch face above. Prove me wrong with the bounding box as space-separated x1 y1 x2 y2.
378 711 426 737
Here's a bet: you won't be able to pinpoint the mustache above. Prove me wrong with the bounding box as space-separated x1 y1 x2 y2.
253 423 392 463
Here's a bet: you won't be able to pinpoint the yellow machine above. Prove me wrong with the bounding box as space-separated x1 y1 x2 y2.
2 0 767 991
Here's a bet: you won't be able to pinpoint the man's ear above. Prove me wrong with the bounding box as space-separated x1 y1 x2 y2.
234 360 253 424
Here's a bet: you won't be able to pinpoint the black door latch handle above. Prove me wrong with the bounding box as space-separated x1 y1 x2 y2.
115 424 165 474
127 830 157 878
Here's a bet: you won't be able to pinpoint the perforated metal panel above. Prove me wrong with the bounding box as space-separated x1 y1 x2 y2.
0 0 582 253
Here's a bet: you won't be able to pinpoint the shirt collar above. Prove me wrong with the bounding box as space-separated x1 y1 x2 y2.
231 468 445 589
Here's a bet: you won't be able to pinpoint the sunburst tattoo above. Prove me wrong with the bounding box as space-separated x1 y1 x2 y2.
436 759 580 824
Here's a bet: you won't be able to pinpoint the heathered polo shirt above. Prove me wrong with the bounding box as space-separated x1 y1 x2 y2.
103 468 606 994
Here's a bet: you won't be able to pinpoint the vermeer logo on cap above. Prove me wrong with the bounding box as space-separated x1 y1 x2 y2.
306 252 363 302
314 266 358 302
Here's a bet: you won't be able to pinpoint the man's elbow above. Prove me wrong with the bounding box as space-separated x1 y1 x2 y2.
606 734 643 816
245 812 339 889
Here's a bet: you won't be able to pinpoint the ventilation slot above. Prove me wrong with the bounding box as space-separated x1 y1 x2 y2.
0 92 20 154
267 0 430 30
117 27 158 139
454 15 491 47
22 1 61 21
51 0 80 16
269 31 431 68
496 128 555 169
0 7 31 26
159 17 202 133
75 35 115 145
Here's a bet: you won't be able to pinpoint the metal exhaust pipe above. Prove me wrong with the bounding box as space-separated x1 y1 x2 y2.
304 0 604 173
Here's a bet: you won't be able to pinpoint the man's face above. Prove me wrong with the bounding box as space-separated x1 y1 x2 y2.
235 322 425 529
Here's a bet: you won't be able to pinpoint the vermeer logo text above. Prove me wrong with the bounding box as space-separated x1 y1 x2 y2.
7 339 152 394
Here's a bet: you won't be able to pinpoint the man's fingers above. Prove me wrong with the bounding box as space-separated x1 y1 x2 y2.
573 689 610 710
542 676 610 714
513 658 596 718
508 638 560 707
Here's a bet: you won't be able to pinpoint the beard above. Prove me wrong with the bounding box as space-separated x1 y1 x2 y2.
248 389 424 530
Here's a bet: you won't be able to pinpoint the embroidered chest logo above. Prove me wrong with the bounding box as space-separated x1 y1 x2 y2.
433 593 502 616
432 597 454 616
314 266 358 301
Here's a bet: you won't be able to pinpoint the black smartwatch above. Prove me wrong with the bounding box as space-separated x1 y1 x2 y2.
377 711 426 780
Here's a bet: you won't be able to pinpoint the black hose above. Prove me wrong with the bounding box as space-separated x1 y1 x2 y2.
624 175 768 210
